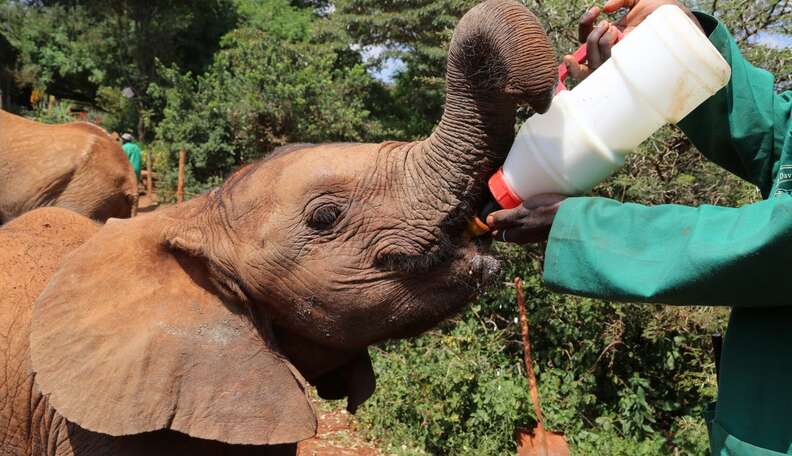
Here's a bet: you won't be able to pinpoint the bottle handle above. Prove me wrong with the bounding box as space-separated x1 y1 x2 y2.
556 29 624 94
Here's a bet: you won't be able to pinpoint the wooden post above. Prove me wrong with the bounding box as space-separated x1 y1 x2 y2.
139 110 153 195
176 146 186 203
516 277 549 453
146 151 153 195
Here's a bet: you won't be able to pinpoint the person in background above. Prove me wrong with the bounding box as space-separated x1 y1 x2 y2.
121 132 142 182
488 0 792 454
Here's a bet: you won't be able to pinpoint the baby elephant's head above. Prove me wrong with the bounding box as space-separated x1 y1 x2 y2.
171 143 500 352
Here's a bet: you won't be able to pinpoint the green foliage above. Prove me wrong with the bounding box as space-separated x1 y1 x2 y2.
361 317 534 455
0 0 238 135
335 0 476 139
94 86 138 134
26 98 76 124
359 244 729 455
236 0 314 41
151 0 385 198
0 3 104 97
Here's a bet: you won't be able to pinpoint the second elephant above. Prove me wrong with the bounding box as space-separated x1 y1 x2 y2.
0 109 138 224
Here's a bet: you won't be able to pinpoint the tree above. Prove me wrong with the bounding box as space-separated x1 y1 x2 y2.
335 0 476 139
0 0 237 136
0 2 104 102
336 0 790 139
151 0 385 198
0 27 19 109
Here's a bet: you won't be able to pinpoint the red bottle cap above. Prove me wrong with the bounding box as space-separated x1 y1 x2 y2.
488 168 522 209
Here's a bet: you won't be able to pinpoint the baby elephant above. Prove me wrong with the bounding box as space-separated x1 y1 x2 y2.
0 109 138 224
0 1 558 454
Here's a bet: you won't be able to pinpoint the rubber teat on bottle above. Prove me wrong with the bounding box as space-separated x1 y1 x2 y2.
465 197 502 238
466 217 490 238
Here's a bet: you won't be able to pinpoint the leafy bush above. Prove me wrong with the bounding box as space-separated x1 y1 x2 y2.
359 242 729 455
26 99 75 124
151 0 386 199
94 86 139 135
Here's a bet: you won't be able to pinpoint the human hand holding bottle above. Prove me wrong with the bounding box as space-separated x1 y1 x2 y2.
563 0 702 81
487 194 566 244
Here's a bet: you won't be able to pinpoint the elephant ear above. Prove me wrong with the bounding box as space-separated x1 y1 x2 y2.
30 216 316 445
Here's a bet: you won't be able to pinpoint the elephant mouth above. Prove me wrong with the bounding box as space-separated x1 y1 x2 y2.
423 200 500 290
380 205 499 289
464 236 500 287
438 233 499 292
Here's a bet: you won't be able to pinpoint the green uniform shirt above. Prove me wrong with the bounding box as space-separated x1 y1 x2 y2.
122 142 142 180
543 13 792 456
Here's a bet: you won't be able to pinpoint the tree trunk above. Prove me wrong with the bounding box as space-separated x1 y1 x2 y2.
176 146 186 203
138 109 153 195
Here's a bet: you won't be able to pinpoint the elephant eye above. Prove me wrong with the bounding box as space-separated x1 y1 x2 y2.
308 203 342 231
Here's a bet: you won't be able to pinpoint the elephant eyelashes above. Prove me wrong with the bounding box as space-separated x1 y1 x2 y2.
308 203 342 231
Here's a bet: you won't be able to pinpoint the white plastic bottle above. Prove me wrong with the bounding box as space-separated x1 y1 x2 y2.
487 5 732 209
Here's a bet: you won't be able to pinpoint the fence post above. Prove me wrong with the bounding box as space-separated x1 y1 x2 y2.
141 112 153 195
176 146 186 203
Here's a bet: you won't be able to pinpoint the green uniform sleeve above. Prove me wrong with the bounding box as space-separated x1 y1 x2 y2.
543 14 792 307
544 195 792 307
132 146 142 178
677 13 792 197
123 143 142 179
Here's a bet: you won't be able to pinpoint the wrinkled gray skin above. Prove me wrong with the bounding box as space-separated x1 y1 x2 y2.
0 1 558 455
0 110 138 223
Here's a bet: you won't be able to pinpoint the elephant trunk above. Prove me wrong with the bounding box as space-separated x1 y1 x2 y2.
409 0 557 211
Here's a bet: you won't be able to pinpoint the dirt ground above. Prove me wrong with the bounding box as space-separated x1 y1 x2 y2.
297 405 384 456
136 190 160 213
